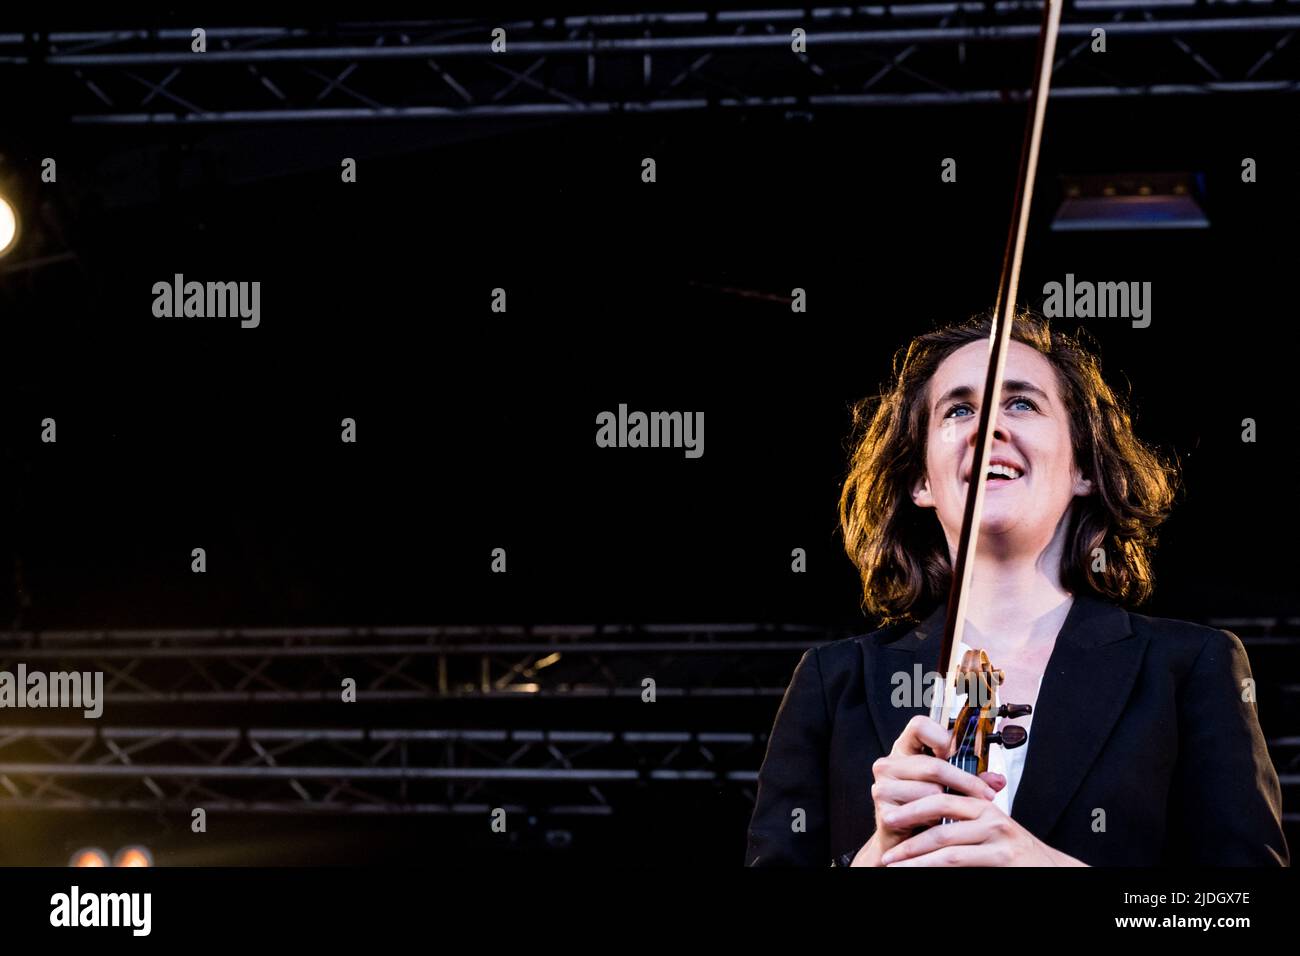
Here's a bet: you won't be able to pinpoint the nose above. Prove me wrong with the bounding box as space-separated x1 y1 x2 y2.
967 411 1010 448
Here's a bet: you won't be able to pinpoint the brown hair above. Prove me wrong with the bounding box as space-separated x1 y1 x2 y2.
838 309 1180 625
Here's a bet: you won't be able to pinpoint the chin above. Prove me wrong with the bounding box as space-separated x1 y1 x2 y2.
977 527 1019 541
977 514 1022 536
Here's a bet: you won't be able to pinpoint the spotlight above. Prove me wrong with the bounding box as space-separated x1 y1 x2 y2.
113 845 154 868
0 193 18 258
69 847 111 867
1051 172 1208 232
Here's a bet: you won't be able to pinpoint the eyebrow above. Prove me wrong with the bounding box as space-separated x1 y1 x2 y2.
933 380 1051 415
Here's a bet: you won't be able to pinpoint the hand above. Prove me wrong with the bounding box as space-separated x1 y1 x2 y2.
877 790 1076 866
850 714 1005 866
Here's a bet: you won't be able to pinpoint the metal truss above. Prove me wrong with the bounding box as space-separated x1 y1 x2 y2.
1274 736 1300 821
0 725 763 815
0 619 1295 818
2 1 1298 124
0 623 811 814
0 623 829 702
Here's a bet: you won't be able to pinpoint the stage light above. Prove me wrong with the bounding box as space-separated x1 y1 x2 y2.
0 193 18 258
70 847 111 867
1051 172 1208 232
113 845 154 868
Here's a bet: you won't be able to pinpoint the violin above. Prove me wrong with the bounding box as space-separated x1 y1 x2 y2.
938 649 1032 823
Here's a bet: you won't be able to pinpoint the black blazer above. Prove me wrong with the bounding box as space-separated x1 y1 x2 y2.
745 593 1289 866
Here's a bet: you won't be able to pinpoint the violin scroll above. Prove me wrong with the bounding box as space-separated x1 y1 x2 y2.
945 649 1033 773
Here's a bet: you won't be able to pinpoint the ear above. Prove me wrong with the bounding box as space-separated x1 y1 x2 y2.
1073 472 1094 497
912 474 935 509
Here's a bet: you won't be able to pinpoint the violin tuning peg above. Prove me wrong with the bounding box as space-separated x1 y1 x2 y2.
988 725 1028 750
997 702 1032 719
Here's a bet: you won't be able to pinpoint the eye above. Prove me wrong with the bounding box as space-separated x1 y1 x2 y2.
942 396 1038 419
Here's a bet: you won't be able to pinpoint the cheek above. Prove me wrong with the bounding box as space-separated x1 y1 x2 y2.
924 437 942 478
1038 461 1078 499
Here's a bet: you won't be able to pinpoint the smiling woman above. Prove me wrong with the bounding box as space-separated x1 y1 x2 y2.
744 308 1289 867
842 309 1176 624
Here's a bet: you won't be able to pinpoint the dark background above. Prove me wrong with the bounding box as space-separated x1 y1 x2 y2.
0 3 1296 865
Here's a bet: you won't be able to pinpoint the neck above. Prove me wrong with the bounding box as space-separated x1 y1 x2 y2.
949 511 1075 650
961 571 1073 654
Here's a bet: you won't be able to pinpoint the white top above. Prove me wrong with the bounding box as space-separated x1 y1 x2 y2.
944 641 1042 815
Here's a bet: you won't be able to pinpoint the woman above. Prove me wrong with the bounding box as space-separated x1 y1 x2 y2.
745 310 1288 867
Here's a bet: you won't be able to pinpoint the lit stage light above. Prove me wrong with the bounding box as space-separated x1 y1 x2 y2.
0 194 18 258
69 847 111 867
113 846 154 868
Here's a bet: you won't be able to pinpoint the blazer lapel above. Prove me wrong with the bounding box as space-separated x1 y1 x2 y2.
861 593 1145 841
1010 594 1145 839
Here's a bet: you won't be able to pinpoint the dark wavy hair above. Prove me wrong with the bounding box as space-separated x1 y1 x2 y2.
838 309 1180 626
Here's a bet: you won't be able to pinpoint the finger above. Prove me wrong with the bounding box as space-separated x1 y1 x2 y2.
897 716 952 757
979 772 1007 793
879 819 989 864
872 778 943 809
889 755 997 799
886 844 1008 867
881 792 988 829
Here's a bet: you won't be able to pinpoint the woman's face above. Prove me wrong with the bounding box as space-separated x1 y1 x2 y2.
911 340 1093 555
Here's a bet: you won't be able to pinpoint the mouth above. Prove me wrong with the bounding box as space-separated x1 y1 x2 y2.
962 462 1025 485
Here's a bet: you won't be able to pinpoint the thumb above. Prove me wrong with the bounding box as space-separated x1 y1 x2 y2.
979 772 1007 793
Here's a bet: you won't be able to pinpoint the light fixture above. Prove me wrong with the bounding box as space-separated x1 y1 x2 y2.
0 193 18 258
1051 173 1208 232
69 847 111 867
113 845 154 868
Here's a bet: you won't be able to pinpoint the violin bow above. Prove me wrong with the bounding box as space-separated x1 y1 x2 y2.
928 0 1065 730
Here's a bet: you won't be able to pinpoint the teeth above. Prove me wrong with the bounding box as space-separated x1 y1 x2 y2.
986 463 1023 480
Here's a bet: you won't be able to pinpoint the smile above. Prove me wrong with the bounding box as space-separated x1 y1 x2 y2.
962 462 1025 485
